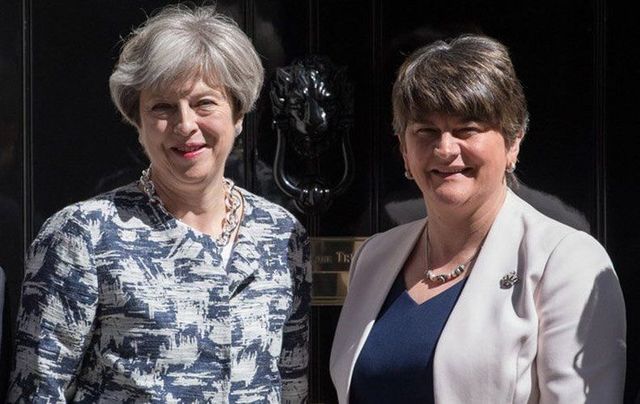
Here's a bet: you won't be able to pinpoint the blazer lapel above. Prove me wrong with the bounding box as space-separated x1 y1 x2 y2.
433 190 526 402
225 210 259 298
331 219 426 402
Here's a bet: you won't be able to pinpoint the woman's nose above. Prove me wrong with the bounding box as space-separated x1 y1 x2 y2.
174 104 198 136
433 132 459 159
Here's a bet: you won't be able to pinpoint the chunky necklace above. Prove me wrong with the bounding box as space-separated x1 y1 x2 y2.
423 222 479 284
139 166 242 247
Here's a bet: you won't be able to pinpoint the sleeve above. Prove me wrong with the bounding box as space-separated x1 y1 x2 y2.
279 220 312 404
535 231 626 403
7 209 99 403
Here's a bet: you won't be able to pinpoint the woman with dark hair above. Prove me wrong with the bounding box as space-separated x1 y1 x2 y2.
331 34 625 403
9 5 310 402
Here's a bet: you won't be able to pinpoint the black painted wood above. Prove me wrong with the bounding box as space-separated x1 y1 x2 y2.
0 0 24 399
593 0 607 244
606 2 640 401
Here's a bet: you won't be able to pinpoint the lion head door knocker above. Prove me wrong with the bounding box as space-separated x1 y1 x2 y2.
270 55 354 215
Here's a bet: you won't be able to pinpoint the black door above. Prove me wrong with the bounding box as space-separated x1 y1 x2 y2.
1 1 638 402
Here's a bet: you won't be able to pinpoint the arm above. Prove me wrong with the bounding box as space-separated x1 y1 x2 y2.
8 210 99 403
536 231 626 403
279 221 312 404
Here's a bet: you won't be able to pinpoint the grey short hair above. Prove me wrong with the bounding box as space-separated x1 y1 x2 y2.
392 34 529 147
109 4 264 126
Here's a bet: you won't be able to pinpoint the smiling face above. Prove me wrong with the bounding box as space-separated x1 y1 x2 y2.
402 112 521 214
137 77 242 193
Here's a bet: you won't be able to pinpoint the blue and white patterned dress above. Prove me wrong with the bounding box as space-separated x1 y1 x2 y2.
8 182 311 403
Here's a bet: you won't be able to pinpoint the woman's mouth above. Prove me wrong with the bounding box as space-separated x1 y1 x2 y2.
172 144 207 159
432 167 472 178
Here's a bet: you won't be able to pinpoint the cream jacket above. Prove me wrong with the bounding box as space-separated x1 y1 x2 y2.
330 190 626 403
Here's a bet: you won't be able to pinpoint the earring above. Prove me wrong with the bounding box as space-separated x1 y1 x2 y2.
506 163 516 173
404 170 414 180
235 126 242 136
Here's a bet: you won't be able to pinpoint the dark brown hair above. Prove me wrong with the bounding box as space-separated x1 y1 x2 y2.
392 34 529 147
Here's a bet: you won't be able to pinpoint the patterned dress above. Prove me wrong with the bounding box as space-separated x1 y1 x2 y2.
8 182 311 403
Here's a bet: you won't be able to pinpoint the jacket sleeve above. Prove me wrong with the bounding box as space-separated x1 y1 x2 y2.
8 209 99 403
535 231 626 403
279 221 312 404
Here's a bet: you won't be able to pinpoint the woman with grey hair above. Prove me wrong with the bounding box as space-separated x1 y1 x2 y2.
9 5 310 403
331 34 625 403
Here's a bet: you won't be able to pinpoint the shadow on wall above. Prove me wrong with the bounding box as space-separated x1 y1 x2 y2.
384 182 591 234
575 269 626 403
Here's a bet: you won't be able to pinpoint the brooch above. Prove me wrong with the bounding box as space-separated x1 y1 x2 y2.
500 271 519 289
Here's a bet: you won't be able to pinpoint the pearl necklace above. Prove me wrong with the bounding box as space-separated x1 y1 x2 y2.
139 166 242 247
423 222 479 284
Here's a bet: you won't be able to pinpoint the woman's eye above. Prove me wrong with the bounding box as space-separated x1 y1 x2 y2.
456 127 480 138
151 103 173 112
196 99 218 110
416 128 438 136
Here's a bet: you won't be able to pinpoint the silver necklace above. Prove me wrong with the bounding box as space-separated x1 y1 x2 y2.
139 166 242 247
423 223 479 284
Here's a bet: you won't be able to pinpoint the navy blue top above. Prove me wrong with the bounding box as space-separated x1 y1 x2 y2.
350 273 466 404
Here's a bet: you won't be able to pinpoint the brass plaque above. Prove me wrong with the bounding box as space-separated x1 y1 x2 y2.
311 237 367 306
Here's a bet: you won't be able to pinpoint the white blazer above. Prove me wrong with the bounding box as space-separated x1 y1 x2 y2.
330 190 626 403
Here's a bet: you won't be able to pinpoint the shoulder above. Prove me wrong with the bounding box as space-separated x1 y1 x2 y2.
505 190 615 290
542 231 613 286
33 183 142 244
511 182 591 233
348 218 424 282
506 189 585 250
25 185 137 273
239 187 306 235
359 218 425 254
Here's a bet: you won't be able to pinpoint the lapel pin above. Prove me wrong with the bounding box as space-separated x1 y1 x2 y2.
500 271 519 289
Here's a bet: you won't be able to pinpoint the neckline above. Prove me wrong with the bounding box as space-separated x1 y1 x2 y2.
137 181 249 249
400 275 467 307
